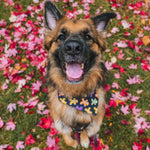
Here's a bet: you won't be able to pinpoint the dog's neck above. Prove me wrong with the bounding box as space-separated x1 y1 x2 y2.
57 90 99 115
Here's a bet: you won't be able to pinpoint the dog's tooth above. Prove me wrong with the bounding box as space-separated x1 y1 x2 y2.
81 63 84 69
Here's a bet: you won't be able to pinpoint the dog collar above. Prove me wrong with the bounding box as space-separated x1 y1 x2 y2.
57 91 99 115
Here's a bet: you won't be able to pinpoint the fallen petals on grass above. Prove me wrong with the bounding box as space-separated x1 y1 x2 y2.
116 40 128 48
46 135 59 150
17 97 39 113
37 115 53 129
0 144 9 149
31 80 42 96
1 82 8 90
105 61 113 70
109 100 117 108
146 146 150 150
111 27 119 34
121 119 130 125
103 84 111 92
145 110 150 115
121 105 130 115
25 134 36 146
132 142 143 150
131 106 141 117
112 82 119 89
90 137 104 150
5 118 16 131
128 64 137 69
133 117 150 133
127 75 144 84
131 96 140 102
114 72 120 79
0 117 4 128
3 145 13 150
16 141 25 150
46 135 56 148
7 103 16 113
49 128 59 137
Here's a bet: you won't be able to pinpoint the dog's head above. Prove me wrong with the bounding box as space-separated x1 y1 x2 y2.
44 1 116 97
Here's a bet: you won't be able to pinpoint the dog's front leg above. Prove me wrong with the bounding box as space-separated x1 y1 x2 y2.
80 118 103 148
54 120 78 148
87 110 105 138
80 130 90 148
62 133 78 148
86 89 105 137
80 116 104 148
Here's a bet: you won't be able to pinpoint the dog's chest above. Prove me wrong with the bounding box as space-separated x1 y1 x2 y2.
59 101 92 126
49 91 92 126
49 88 105 123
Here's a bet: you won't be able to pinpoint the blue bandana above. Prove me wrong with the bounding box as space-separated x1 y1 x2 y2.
57 91 99 115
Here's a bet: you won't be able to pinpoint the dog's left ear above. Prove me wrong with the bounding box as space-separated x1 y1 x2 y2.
91 13 116 37
44 1 63 30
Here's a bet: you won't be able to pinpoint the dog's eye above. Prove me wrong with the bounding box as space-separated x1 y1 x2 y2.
57 34 66 41
85 34 92 40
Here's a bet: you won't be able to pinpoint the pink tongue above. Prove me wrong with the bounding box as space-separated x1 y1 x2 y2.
66 63 83 80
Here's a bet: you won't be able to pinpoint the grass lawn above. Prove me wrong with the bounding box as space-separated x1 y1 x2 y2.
0 0 150 149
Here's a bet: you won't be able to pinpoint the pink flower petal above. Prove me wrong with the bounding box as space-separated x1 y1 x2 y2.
6 118 16 131
121 105 130 115
0 117 4 128
16 141 25 150
114 72 120 79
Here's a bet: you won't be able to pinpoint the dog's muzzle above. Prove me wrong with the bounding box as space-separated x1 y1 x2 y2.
62 40 86 82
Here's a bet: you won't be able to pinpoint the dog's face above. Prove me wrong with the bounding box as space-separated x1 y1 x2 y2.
44 1 116 97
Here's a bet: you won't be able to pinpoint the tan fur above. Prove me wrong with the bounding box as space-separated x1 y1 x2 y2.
45 16 106 148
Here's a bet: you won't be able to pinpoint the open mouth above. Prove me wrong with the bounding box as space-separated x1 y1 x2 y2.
63 62 85 82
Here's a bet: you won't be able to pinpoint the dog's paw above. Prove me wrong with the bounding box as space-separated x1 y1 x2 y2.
80 131 90 148
63 134 78 148
71 139 78 148
65 138 78 148
80 136 90 148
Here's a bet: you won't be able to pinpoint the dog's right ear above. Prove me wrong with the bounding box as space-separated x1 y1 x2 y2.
44 1 63 30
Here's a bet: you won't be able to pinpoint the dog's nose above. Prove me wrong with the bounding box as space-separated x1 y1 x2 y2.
65 41 83 55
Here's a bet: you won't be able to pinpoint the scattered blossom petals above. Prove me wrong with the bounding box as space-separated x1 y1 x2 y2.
112 82 119 89
114 72 120 79
31 81 42 95
6 118 16 131
37 115 53 129
111 27 119 33
127 75 144 84
105 61 113 70
7 103 16 113
46 135 58 149
25 134 36 146
121 105 130 115
16 141 25 150
128 64 137 69
1 83 8 90
121 20 130 29
0 117 4 128
117 41 128 48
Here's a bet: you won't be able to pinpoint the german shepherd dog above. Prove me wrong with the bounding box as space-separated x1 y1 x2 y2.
44 1 116 148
